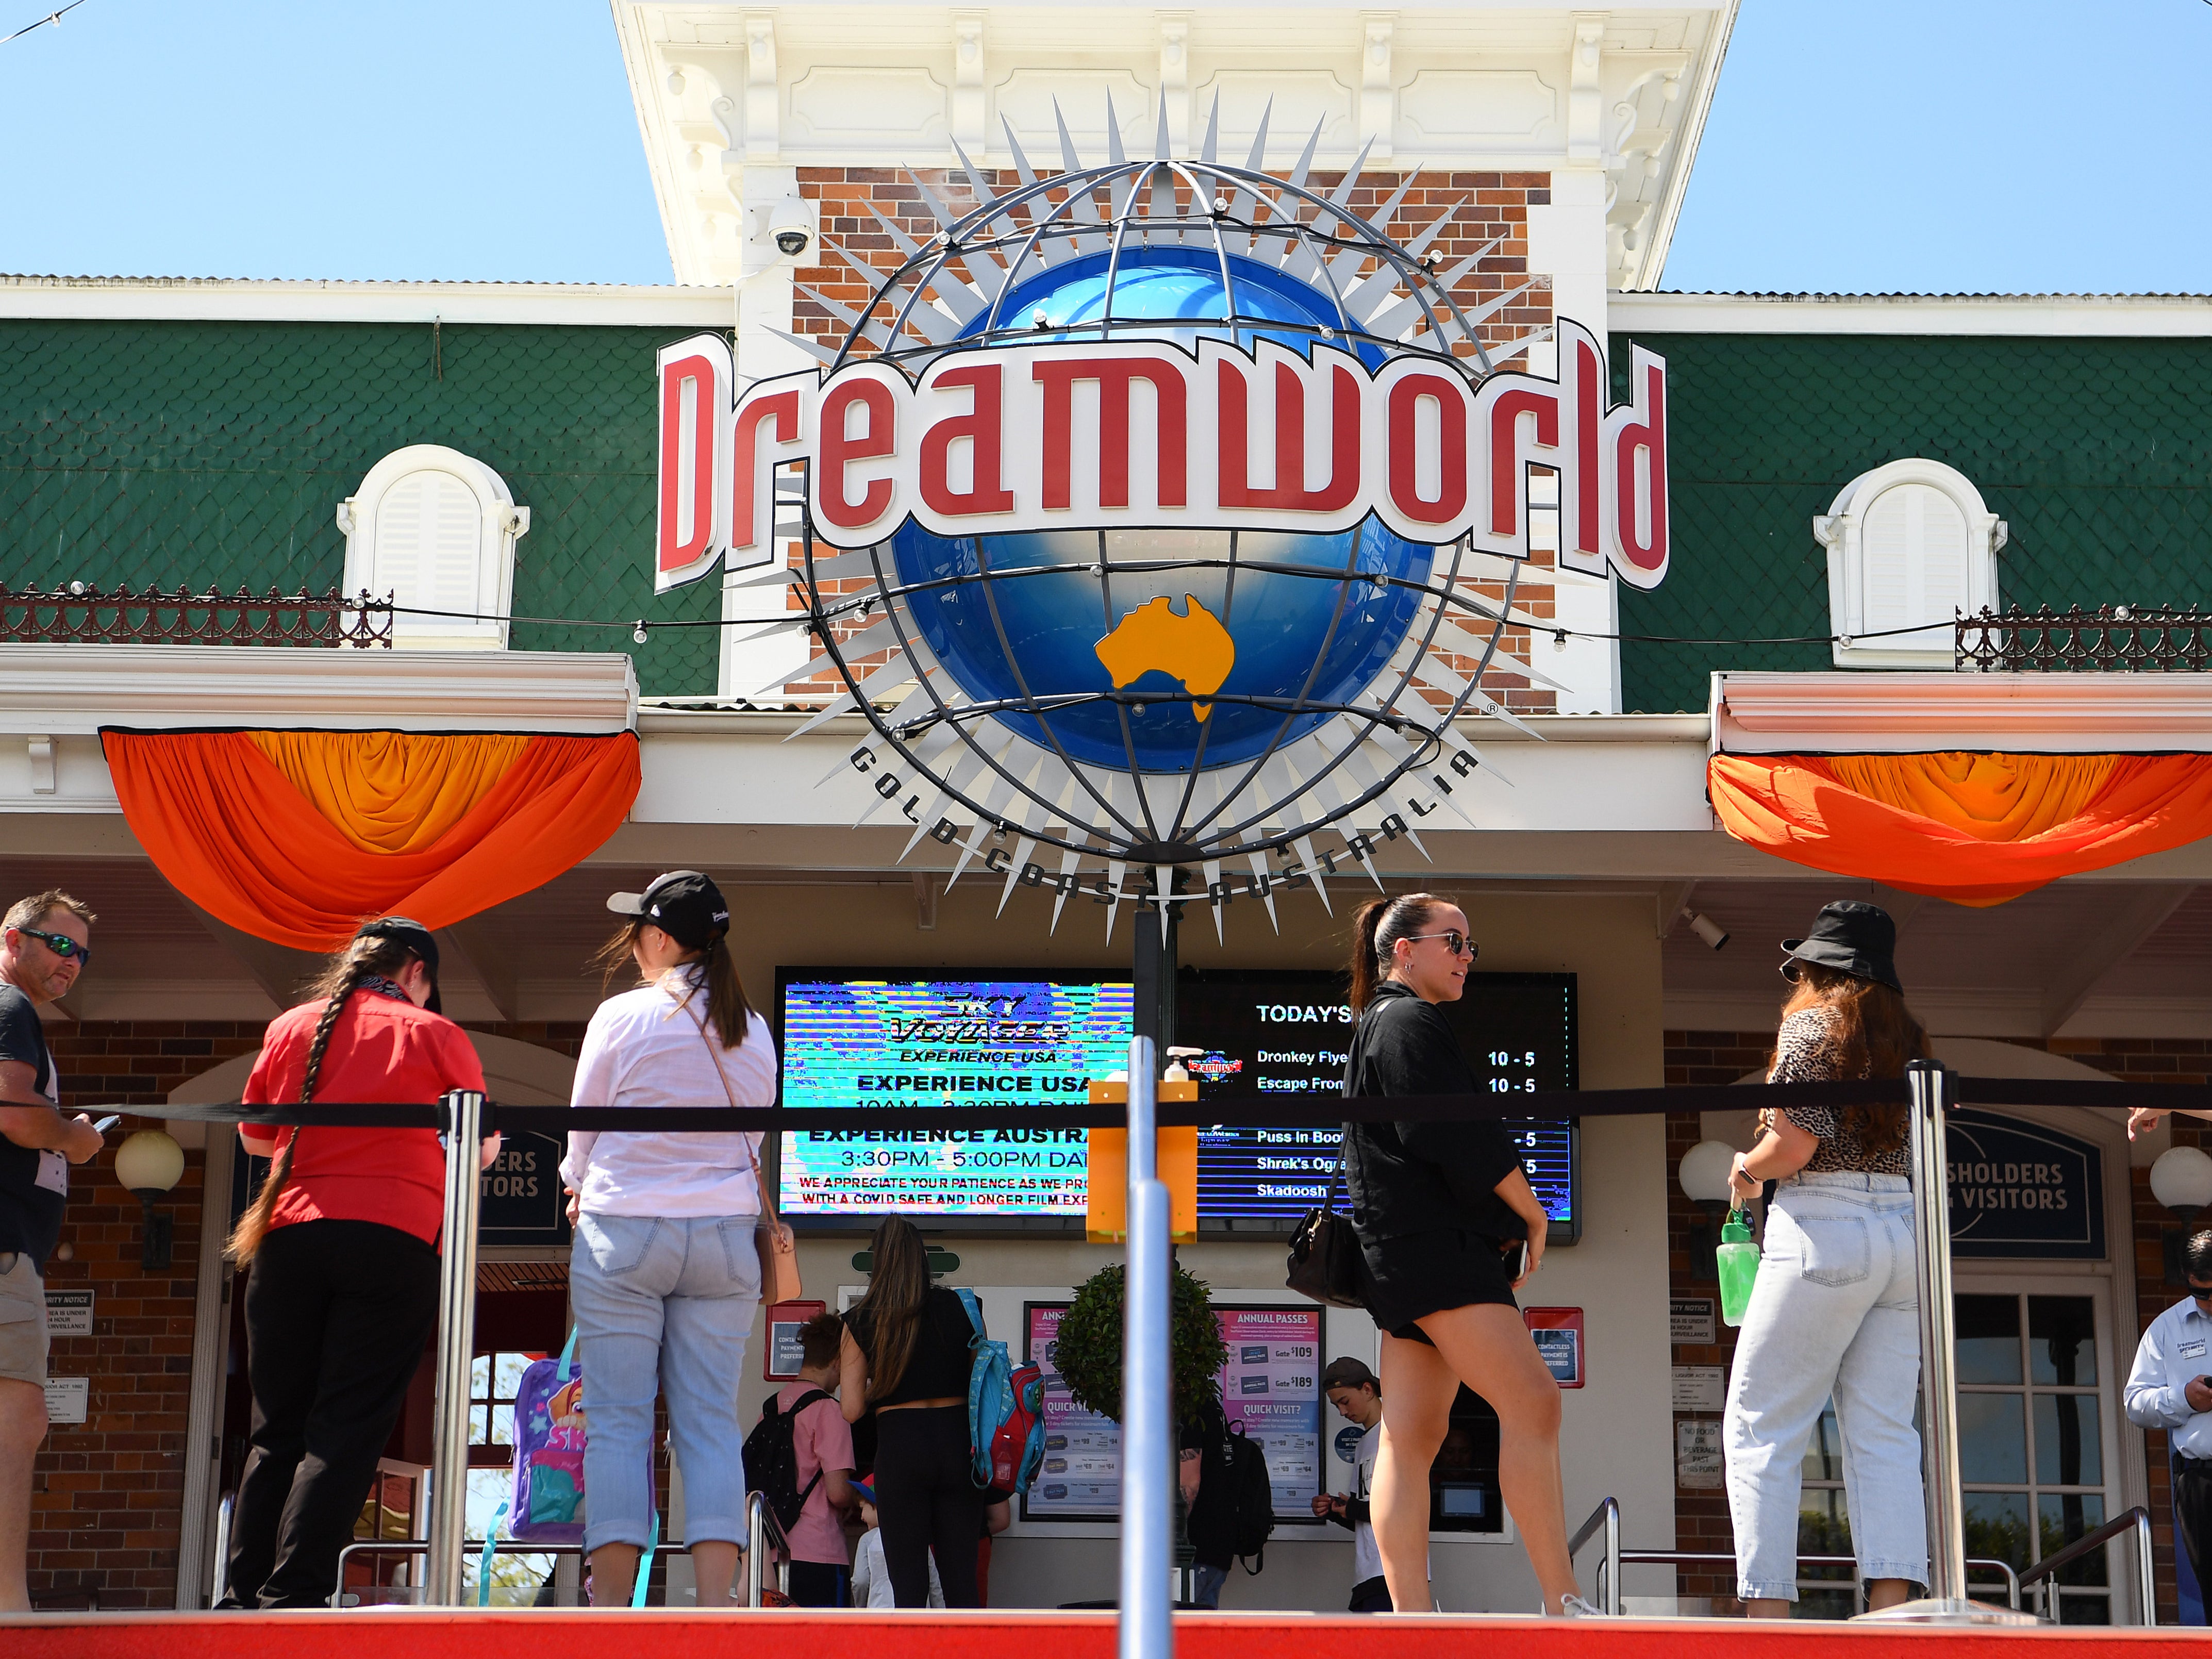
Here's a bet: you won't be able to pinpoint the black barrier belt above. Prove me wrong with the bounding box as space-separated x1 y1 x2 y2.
116 1075 2178 1134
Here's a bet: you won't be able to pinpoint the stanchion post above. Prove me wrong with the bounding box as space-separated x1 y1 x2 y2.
425 1089 486 1606
1863 1063 2033 1624
1911 1060 1967 1603
1120 1036 1170 1659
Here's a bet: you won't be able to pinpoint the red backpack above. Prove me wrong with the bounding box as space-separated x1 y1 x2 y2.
984 1359 1047 1493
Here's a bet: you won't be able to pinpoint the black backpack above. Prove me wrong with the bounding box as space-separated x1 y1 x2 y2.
743 1388 833 1533
1185 1409 1278 1574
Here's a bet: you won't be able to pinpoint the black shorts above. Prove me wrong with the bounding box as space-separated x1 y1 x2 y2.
1359 1226 1519 1343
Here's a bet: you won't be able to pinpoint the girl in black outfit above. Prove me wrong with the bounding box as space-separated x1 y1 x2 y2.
839 1216 986 1606
1342 893 1584 1616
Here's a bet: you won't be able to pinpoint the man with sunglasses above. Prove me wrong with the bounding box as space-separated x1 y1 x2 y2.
0 888 101 1611
2126 1229 2212 1621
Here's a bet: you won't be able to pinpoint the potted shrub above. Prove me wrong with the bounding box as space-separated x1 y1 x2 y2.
1053 1260 1229 1423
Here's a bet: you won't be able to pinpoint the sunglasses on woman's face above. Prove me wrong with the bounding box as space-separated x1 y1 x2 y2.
15 926 88 970
1403 930 1475 958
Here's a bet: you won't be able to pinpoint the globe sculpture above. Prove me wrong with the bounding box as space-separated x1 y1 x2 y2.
744 109 1557 911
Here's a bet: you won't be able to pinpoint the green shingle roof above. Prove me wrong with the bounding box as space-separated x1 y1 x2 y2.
0 317 725 694
1610 330 2212 712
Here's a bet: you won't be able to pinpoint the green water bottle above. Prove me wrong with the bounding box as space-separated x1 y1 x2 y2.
1717 1207 1761 1328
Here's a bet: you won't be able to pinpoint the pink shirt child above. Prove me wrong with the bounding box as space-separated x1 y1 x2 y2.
775 1380 856 1566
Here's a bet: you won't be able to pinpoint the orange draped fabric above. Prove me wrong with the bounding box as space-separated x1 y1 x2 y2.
1709 751 2212 906
103 729 641 949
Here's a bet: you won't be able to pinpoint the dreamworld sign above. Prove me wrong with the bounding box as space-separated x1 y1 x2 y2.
653 320 1669 594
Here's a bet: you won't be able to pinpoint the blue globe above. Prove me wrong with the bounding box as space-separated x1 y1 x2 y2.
891 247 1436 775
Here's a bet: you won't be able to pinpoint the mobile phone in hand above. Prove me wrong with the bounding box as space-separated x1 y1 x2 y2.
1502 1239 1528 1280
93 1115 121 1133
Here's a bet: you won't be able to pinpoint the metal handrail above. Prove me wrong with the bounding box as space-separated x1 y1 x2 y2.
330 1537 696 1608
746 1491 793 1608
1609 1549 2021 1614
209 1491 236 1607
2016 1504 2155 1627
1567 1496 1622 1615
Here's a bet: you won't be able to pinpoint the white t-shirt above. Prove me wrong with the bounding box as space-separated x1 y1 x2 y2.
850 1528 942 1608
1346 1422 1427 1587
559 968 778 1217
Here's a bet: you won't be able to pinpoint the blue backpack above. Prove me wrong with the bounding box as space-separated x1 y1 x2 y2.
954 1288 1046 1496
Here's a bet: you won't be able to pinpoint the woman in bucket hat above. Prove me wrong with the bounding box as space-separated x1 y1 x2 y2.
1721 899 1934 1617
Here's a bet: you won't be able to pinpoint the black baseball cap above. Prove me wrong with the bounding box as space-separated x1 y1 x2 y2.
1321 1357 1378 1392
606 871 730 951
356 916 442 1014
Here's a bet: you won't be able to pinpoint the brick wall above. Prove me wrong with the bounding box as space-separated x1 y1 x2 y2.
1661 1030 2208 1621
765 164 1559 714
27 1018 580 1610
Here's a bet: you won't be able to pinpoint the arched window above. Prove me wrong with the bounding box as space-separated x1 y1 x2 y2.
337 446 529 650
1814 459 2005 668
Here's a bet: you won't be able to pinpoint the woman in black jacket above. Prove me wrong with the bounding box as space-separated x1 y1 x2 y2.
1342 892 1585 1616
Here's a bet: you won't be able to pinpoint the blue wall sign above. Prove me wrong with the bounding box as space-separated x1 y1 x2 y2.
1947 1110 2104 1260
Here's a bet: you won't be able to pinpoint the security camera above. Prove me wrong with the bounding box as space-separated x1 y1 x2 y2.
768 197 811 259
1681 909 1731 951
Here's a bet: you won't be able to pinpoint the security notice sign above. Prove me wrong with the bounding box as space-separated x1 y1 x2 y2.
44 1289 91 1336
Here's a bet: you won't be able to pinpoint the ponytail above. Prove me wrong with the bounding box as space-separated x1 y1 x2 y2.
1346 892 1450 1013
227 931 425 1265
597 922 754 1048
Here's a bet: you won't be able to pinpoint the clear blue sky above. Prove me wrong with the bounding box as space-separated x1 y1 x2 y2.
0 0 2204 294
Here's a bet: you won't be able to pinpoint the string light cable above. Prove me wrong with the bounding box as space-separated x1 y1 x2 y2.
0 0 84 46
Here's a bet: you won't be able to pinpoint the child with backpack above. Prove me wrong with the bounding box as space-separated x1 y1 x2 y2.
745 1314 856 1607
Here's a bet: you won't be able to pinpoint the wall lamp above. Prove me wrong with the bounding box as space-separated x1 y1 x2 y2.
113 1129 185 1273
2150 1145 2212 1285
1678 1138 1740 1283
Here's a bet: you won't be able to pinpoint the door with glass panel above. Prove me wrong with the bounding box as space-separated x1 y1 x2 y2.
1793 1278 2123 1620
1954 1280 2124 1623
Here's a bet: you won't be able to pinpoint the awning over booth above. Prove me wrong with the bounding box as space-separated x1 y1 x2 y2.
103 729 640 948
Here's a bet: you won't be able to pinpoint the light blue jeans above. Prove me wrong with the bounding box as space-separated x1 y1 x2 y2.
569 1212 761 1552
1723 1172 1926 1603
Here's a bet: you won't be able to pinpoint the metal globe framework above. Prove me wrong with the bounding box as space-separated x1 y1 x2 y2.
728 101 1566 931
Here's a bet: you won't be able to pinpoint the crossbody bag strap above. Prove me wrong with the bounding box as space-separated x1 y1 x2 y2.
675 977 781 1227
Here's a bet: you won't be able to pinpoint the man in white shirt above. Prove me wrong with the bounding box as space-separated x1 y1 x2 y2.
1312 1356 1393 1611
2124 1229 2212 1620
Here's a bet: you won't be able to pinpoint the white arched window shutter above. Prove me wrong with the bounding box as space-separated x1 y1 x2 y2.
1814 458 2005 668
337 445 529 650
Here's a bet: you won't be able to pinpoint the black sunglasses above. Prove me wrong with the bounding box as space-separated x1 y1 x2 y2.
1402 930 1477 958
15 926 88 970
2190 1282 2212 1301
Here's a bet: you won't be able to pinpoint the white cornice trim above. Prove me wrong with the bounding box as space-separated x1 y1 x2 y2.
1712 671 2212 755
1609 290 2212 337
0 646 639 734
0 275 735 328
636 703 1713 743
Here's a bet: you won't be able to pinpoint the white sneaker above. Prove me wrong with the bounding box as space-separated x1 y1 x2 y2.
1552 1594 1605 1617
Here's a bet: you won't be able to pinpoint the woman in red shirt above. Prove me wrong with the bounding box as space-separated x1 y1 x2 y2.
219 917 494 1610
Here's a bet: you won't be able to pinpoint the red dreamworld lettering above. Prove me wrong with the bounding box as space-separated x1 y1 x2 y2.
1487 387 1559 539
1385 371 1469 527
1611 352 1668 577
658 352 718 574
1573 334 1602 560
818 378 898 530
1218 357 1361 512
919 363 1016 517
730 388 801 554
1032 358 1188 509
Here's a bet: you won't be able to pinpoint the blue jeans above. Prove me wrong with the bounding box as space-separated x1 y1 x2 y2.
569 1212 761 1552
1188 1562 1228 1608
1723 1172 1926 1602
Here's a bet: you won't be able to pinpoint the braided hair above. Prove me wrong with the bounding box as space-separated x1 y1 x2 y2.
225 928 430 1264
1347 891 1451 1012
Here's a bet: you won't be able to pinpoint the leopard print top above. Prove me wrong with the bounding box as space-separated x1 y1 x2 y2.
1764 1005 1909 1175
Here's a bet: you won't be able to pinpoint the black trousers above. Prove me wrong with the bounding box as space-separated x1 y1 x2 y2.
1349 1573 1394 1612
227 1219 439 1608
873 1404 985 1608
2178 1455 2212 1612
785 1558 851 1607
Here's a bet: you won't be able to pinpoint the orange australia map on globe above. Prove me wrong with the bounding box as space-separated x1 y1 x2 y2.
1092 595 1236 721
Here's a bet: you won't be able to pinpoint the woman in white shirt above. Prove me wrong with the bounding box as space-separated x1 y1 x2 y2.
559 871 790 1607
